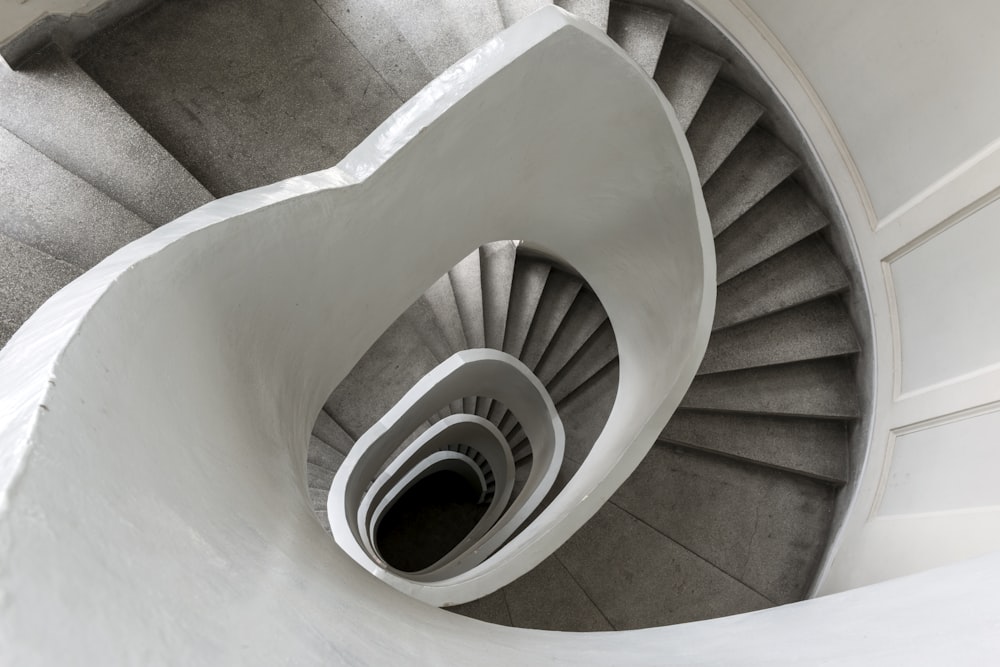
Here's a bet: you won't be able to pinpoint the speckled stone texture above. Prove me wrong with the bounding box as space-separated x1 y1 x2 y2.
686 80 764 184
0 234 81 347
607 0 671 76
653 37 722 130
0 47 212 226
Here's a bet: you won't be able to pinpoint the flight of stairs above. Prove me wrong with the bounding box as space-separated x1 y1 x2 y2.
0 0 861 633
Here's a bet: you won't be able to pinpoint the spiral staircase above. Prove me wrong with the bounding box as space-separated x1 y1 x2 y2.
0 0 863 644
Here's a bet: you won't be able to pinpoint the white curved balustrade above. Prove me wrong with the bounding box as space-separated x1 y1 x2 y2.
332 350 561 598
358 412 518 575
0 7 721 662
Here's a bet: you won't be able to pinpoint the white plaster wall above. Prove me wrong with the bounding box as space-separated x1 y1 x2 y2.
695 0 1000 593
0 0 106 44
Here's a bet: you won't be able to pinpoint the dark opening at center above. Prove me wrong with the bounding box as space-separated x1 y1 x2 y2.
375 469 488 572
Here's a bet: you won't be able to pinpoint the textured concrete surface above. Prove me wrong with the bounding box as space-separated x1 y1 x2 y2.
78 0 404 196
449 250 484 413
0 126 152 268
518 269 582 371
699 298 858 374
324 315 443 439
501 257 550 360
557 502 773 629
0 233 81 347
607 1 670 77
681 358 860 418
502 555 613 631
311 408 356 457
660 410 848 483
686 80 764 185
546 319 618 404
498 0 553 27
714 236 848 330
555 0 610 31
612 445 836 604
480 241 517 352
534 288 608 384
308 435 348 477
557 360 618 463
0 46 212 226
715 181 829 283
313 0 434 100
372 0 504 77
703 127 800 236
447 588 512 625
653 37 722 130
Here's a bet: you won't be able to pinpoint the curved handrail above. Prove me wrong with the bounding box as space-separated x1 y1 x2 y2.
0 6 715 659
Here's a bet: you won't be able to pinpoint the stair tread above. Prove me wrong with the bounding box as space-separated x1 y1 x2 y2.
0 233 82 348
555 0 610 31
607 1 671 77
681 358 859 419
660 410 848 483
546 319 619 405
502 257 551 361
534 288 608 384
686 80 764 185
313 0 435 100
77 0 403 196
0 46 212 227
699 298 858 375
449 249 486 414
501 554 613 631
307 457 337 490
311 408 356 457
498 0 553 27
308 436 347 475
653 38 723 131
519 269 583 372
478 241 518 418
0 126 153 269
703 127 800 237
715 235 849 330
371 0 505 77
716 180 830 284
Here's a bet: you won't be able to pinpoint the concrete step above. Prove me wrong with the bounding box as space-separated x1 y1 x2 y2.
502 257 551 360
519 269 583 372
498 554 613 630
446 590 513 626
714 236 849 330
499 0 553 27
607 1 671 77
368 0 504 77
703 127 800 237
77 0 403 196
406 276 466 416
555 0 610 31
555 501 772 629
659 410 848 484
311 408 356 457
716 180 830 284
699 298 858 374
312 0 435 100
449 249 486 414
686 80 764 185
534 288 608 384
0 126 153 269
611 444 836 605
0 46 212 227
546 319 619 404
307 457 338 489
0 233 82 348
324 314 445 439
477 241 518 418
680 358 859 419
653 38 723 131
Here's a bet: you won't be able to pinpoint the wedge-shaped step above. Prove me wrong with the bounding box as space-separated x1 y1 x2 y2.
324 315 445 439
607 1 671 77
660 410 848 483
715 236 849 330
313 0 435 99
534 288 608 384
611 445 836 605
547 319 619 404
0 46 212 226
0 127 153 269
716 180 830 283
307 457 338 490
703 127 800 236
555 0 610 31
653 38 723 131
686 81 764 185
681 358 859 419
450 250 486 413
311 408 356 457
478 241 518 417
495 554 612 631
0 234 82 347
519 270 583 372
699 298 858 374
308 435 348 476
